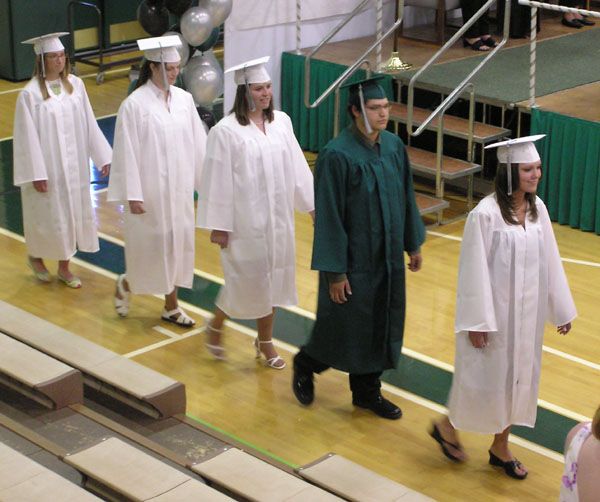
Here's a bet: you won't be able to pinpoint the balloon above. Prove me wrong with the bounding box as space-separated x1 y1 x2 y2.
196 27 220 53
182 52 223 106
180 7 214 47
198 0 232 27
163 31 191 66
165 0 192 17
137 1 169 36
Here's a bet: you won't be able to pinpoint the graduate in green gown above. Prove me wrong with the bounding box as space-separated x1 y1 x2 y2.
292 76 426 419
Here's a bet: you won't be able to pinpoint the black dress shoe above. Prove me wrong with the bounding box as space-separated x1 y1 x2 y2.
352 395 402 420
562 17 583 28
578 16 595 26
292 368 314 405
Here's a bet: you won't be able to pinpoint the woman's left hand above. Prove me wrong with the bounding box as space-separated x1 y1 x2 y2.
100 164 110 177
557 323 571 335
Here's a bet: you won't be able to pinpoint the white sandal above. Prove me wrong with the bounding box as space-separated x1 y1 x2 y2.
254 339 286 370
206 323 226 360
114 274 130 317
161 307 195 327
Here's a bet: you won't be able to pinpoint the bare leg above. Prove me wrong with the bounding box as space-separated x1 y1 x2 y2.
207 307 227 347
489 426 528 477
164 288 178 311
57 259 74 280
29 256 49 273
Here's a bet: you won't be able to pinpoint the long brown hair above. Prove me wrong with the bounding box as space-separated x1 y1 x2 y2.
495 162 539 225
32 54 73 100
593 405 600 440
230 84 274 126
135 60 155 90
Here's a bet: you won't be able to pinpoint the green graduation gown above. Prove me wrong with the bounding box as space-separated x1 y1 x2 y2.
304 125 425 374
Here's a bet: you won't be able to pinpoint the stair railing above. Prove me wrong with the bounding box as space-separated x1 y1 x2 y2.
304 0 405 135
406 0 512 205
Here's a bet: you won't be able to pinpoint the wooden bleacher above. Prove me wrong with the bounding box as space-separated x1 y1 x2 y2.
0 333 83 409
0 441 99 501
64 437 231 501
0 300 185 418
297 453 436 501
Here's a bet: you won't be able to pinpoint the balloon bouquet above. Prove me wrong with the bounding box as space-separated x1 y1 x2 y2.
136 0 232 125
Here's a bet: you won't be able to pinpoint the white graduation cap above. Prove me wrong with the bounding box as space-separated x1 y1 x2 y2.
22 32 68 78
485 134 546 195
137 35 182 90
225 56 271 112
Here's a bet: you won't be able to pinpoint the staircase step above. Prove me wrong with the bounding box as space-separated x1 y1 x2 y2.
390 102 509 143
406 146 481 180
415 193 449 216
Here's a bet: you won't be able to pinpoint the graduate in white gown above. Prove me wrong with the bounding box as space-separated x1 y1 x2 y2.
108 36 207 327
430 135 576 480
196 57 314 368
13 32 112 288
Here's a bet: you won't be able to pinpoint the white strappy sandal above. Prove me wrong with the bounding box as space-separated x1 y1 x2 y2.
254 339 286 370
114 274 130 317
161 306 195 327
205 323 226 360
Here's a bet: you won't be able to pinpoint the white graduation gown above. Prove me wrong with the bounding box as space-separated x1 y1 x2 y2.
448 194 577 434
107 82 206 295
197 111 314 319
13 75 112 260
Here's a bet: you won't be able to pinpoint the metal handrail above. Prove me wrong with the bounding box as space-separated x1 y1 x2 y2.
406 0 512 137
304 0 404 110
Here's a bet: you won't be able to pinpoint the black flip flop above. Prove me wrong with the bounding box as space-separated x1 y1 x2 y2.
430 424 466 463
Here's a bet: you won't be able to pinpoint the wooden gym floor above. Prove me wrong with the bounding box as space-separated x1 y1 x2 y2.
0 31 599 500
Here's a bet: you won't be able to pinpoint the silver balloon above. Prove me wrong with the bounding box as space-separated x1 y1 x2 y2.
180 6 214 47
163 31 190 66
198 0 232 27
183 52 223 106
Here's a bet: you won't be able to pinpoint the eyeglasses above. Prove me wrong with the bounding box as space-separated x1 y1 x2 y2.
365 103 391 112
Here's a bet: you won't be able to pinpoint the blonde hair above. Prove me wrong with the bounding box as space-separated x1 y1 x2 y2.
593 405 600 440
32 54 74 100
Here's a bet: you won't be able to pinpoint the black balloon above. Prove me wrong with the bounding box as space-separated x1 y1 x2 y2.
137 0 169 36
165 0 192 16
197 106 216 129
196 26 220 52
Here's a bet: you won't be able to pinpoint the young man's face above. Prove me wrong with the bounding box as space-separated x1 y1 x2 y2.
354 97 391 133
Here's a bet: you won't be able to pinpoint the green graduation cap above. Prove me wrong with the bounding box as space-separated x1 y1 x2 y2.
341 75 387 134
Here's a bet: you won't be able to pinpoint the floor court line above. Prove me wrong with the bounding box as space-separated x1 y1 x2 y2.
0 227 585 460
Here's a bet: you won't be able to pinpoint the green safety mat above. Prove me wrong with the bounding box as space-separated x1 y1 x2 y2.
401 28 600 104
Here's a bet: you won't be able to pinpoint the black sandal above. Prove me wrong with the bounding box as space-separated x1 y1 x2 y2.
430 424 466 462
489 451 528 480
463 38 490 51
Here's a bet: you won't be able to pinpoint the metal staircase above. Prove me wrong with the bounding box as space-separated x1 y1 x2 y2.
301 0 514 223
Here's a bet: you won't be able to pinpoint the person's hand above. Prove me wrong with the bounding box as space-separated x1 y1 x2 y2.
32 180 48 193
129 200 145 214
468 331 488 349
557 323 571 335
100 164 110 177
309 210 315 224
329 279 352 304
408 251 422 272
210 230 229 249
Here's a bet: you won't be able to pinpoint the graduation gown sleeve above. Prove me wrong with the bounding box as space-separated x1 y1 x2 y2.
538 201 577 326
310 149 349 274
402 148 426 254
454 208 498 333
280 113 314 213
196 125 235 232
13 90 48 186
107 99 144 203
77 78 112 169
